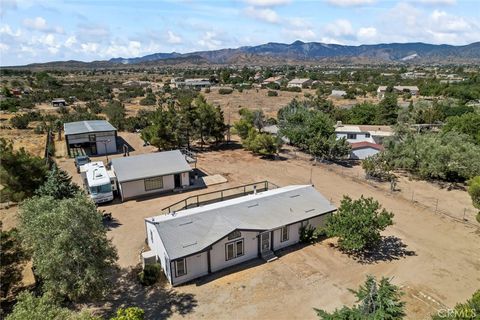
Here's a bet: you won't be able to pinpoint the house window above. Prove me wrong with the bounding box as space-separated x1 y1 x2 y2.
225 239 244 261
144 176 163 191
281 226 289 242
347 133 357 139
175 259 187 277
228 230 241 240
365 133 371 138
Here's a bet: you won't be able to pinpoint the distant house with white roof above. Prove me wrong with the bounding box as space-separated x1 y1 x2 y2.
287 78 312 88
145 185 335 286
335 122 393 159
377 86 419 99
262 76 284 86
329 90 347 99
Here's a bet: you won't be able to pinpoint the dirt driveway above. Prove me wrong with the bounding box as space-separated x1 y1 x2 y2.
56 141 480 320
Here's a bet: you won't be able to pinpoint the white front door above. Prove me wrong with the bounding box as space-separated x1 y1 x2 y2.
261 232 270 253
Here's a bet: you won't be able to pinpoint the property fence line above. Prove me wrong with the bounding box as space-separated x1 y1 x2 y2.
284 146 479 229
44 129 55 168
160 181 279 215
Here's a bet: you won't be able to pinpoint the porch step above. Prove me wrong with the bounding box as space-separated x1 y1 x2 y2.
261 250 278 262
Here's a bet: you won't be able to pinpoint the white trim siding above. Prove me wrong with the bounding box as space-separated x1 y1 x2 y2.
210 231 258 273
170 252 208 286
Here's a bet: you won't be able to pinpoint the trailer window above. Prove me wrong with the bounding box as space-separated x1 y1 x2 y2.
144 177 163 191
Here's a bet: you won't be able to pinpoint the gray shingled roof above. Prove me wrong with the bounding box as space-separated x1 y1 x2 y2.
64 120 116 136
148 185 336 260
111 150 192 183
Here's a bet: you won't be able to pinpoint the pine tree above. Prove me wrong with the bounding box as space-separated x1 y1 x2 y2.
36 164 80 200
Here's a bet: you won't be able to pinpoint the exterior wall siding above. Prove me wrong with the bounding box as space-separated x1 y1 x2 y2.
181 172 189 187
66 131 117 155
210 231 259 273
272 222 301 251
145 222 171 283
170 252 209 286
335 132 374 144
119 175 175 200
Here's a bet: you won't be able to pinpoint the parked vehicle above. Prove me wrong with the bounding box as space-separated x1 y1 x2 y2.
74 155 91 173
80 162 114 204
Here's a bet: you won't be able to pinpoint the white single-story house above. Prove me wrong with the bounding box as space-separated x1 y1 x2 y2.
377 85 419 99
350 141 384 160
145 185 336 286
329 90 347 99
262 76 284 86
64 120 117 157
335 122 392 159
111 150 192 201
287 78 313 88
335 122 393 145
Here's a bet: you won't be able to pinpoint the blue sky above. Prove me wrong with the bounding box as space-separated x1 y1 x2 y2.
1 0 479 66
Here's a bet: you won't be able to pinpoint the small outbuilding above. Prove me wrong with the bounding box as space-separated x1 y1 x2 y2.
145 185 336 286
52 98 66 107
350 141 384 160
111 150 192 201
64 120 117 157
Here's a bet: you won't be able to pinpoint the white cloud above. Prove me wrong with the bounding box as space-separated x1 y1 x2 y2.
23 16 63 33
0 43 10 52
244 0 290 6
283 28 316 40
65 35 77 48
245 6 280 23
0 24 21 37
104 41 142 58
167 30 182 44
80 42 99 54
327 0 375 7
430 10 469 33
417 0 456 5
357 27 377 39
197 31 222 50
325 19 354 37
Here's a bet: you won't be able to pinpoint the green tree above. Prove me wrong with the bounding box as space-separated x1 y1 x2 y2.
10 114 30 129
104 100 126 130
325 196 394 252
234 108 255 140
315 275 405 320
139 92 156 106
110 307 145 320
6 291 98 320
346 103 378 125
442 113 480 145
1 225 29 314
467 176 480 210
0 138 48 202
36 164 80 200
243 129 280 157
19 194 118 301
431 289 479 320
377 93 399 125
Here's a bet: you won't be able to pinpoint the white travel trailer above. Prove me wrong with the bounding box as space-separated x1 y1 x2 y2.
80 162 115 204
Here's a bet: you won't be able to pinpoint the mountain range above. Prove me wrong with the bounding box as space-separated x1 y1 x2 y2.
8 41 480 69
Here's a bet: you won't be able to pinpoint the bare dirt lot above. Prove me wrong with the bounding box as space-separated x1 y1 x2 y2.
52 136 480 320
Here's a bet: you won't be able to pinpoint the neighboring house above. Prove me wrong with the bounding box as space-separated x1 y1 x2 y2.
287 78 312 88
262 124 290 143
262 76 284 86
183 79 211 89
111 150 192 201
350 142 384 160
335 123 393 159
145 185 336 286
122 80 150 87
377 86 419 99
52 98 67 107
329 90 347 99
64 120 117 157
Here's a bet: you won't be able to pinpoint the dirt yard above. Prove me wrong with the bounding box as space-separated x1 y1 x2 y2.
51 136 480 320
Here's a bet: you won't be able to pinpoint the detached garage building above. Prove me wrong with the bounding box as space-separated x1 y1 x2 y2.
350 141 384 160
111 150 192 201
145 185 336 286
64 120 117 157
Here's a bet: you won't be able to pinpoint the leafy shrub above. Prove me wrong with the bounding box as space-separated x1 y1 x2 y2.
111 307 145 320
138 263 161 286
33 124 45 134
299 224 317 243
267 90 278 97
204 88 211 93
218 88 233 95
10 114 30 129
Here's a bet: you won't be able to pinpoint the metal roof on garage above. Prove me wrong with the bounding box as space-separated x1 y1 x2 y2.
146 185 336 260
111 150 192 183
64 120 117 136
